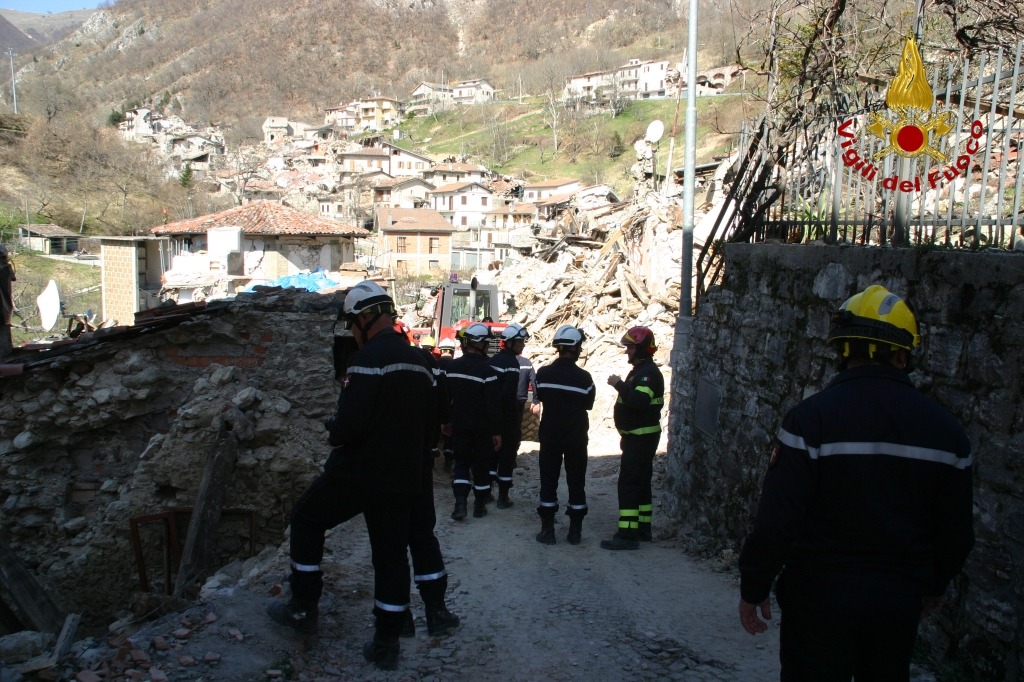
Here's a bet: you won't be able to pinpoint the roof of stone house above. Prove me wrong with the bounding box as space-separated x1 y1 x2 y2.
524 178 580 190
426 163 487 174
340 148 389 157
375 208 454 233
372 176 433 189
536 191 576 207
485 203 537 216
151 201 368 237
19 224 77 238
431 181 491 194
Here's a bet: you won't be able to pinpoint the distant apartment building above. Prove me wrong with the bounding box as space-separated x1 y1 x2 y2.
563 58 673 104
407 82 453 117
452 79 497 105
430 182 494 229
323 97 406 131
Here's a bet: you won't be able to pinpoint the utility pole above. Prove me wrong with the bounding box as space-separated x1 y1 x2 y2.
4 48 16 114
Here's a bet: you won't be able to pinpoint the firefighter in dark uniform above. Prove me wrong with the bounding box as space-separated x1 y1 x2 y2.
738 285 974 681
489 323 530 508
437 337 457 472
601 326 664 551
446 322 502 520
534 325 596 545
400 329 460 639
266 281 433 671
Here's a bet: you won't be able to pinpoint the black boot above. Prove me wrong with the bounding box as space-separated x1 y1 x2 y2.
600 529 639 551
567 515 584 545
363 612 402 670
267 569 322 635
638 521 652 542
399 609 415 638
496 482 513 509
425 603 461 636
473 497 488 518
536 516 556 545
451 496 468 521
419 576 460 636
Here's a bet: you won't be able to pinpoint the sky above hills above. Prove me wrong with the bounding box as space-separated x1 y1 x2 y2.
1 1 101 11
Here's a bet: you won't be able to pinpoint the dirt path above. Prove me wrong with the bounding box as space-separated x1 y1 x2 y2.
75 435 782 682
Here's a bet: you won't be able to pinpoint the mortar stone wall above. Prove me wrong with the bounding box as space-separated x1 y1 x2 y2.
0 289 343 629
666 244 1024 680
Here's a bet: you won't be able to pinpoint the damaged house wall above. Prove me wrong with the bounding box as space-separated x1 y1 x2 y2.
0 289 343 629
667 244 1024 679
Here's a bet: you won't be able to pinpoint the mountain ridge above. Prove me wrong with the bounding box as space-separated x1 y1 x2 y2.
5 0 710 135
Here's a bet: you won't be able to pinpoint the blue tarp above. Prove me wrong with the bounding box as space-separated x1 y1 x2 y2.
241 269 340 293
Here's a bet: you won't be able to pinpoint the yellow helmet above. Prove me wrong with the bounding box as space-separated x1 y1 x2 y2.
826 285 920 358
421 335 437 349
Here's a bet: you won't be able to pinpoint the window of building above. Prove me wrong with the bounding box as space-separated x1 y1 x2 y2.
429 260 440 270
429 237 440 254
481 196 488 207
397 236 407 253
461 216 467 226
461 195 467 206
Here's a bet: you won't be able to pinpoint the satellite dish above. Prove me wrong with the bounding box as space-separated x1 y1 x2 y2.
37 279 60 332
645 119 665 144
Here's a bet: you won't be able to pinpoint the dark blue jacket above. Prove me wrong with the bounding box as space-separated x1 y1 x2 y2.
739 364 974 604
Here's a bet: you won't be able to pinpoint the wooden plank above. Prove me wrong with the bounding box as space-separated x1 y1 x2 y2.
52 613 81 661
0 537 64 634
173 429 239 597
622 265 651 306
593 227 622 261
598 252 622 286
531 286 573 332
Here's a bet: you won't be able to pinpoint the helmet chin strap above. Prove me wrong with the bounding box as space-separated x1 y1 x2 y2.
353 310 387 346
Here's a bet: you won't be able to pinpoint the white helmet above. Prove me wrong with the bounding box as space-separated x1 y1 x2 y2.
343 281 394 317
501 324 530 342
552 324 585 349
438 337 457 350
459 322 492 344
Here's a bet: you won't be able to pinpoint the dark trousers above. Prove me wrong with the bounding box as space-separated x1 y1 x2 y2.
451 429 496 502
616 433 658 530
409 450 445 591
777 569 922 682
538 439 588 518
496 417 522 489
290 458 412 612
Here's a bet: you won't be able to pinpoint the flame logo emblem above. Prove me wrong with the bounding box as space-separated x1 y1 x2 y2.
865 37 955 162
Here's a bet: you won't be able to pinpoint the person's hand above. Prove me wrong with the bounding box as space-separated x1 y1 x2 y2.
530 403 541 415
492 435 502 451
921 595 945 617
607 374 622 387
440 423 453 437
739 598 771 635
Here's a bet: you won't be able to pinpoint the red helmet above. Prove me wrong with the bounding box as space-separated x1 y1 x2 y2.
620 326 656 356
393 321 413 343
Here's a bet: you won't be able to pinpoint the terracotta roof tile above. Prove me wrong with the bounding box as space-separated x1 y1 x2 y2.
151 201 368 237
431 181 490 194
375 208 454 233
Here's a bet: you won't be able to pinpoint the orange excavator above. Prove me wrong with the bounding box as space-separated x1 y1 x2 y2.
413 278 509 352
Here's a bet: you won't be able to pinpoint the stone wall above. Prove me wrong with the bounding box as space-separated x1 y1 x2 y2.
666 244 1024 679
0 288 343 628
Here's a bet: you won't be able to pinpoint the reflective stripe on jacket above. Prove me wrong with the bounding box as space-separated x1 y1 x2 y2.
612 358 664 436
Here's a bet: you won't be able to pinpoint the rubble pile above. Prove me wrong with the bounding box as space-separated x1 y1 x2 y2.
493 191 683 365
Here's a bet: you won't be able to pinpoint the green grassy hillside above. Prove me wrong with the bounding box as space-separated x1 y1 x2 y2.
394 87 757 196
6 251 102 348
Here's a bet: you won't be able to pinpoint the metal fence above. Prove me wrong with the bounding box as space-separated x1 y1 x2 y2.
695 41 1024 304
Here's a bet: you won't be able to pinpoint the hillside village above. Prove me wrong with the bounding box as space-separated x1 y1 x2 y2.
57 57 743 322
